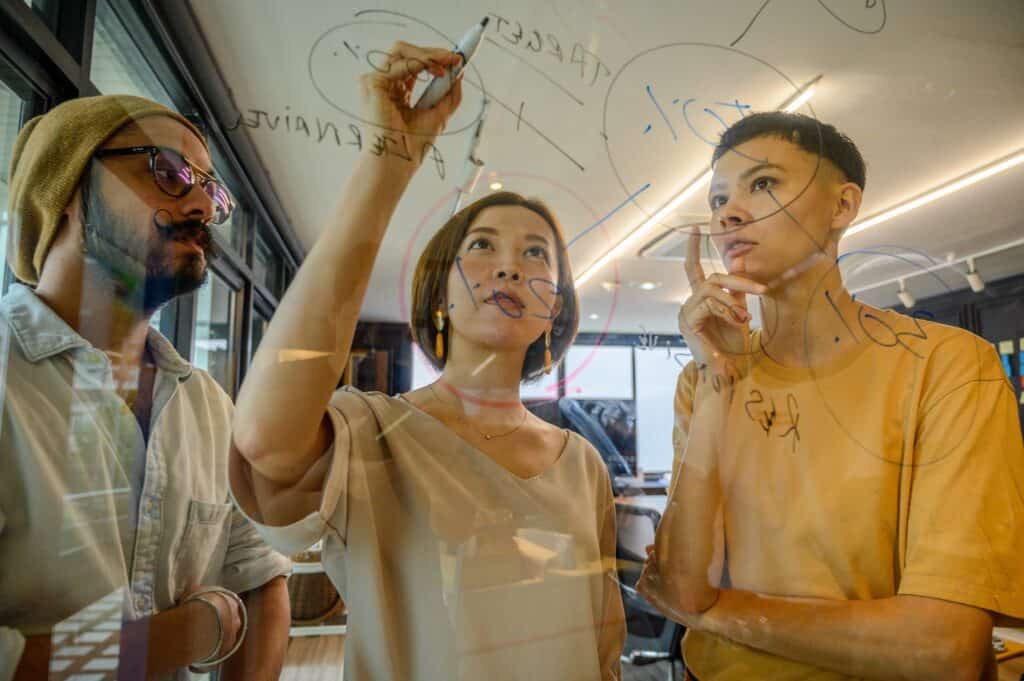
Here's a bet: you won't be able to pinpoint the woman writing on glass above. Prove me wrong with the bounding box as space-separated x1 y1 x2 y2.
229 41 624 680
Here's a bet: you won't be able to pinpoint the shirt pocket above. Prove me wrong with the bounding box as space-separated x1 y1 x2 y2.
172 499 232 591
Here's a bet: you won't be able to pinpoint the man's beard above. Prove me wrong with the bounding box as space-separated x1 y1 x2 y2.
81 179 215 314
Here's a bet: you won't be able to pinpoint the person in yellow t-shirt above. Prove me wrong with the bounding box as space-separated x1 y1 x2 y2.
637 111 1024 681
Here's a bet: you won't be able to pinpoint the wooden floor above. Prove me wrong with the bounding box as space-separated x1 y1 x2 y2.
278 634 679 681
280 635 345 681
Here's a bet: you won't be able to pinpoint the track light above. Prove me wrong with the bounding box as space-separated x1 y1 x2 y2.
965 257 985 293
896 280 915 309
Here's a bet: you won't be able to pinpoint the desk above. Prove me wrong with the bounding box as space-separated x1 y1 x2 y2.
997 628 1024 680
1000 656 1024 681
615 494 667 515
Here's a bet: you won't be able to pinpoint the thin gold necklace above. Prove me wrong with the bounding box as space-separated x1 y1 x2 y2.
428 384 529 441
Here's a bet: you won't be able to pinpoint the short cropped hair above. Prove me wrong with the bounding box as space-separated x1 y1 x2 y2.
713 112 867 190
409 191 580 382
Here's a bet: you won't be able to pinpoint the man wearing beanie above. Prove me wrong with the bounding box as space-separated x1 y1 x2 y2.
0 95 291 680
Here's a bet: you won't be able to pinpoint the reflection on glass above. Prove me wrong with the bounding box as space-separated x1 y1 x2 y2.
250 307 269 363
634 345 689 473
564 345 634 399
0 82 24 288
207 143 249 256
253 232 283 298
192 273 236 394
90 0 175 109
23 0 58 29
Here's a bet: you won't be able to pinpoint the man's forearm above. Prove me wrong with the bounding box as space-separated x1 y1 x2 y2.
697 589 993 681
12 634 50 681
222 577 291 681
117 601 217 679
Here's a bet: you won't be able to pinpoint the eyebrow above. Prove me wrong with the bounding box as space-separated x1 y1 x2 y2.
467 226 551 245
709 162 787 193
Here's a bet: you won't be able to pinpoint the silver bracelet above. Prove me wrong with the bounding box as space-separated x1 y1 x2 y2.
186 587 249 672
185 594 223 666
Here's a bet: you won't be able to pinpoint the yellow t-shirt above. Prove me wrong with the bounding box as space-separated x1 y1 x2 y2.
671 307 1024 680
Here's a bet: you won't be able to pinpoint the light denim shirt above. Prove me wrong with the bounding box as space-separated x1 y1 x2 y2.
0 283 290 680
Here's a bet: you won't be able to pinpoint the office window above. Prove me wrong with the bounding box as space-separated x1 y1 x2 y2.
410 343 560 400
253 231 285 298
634 346 690 473
0 82 25 286
564 345 634 399
410 344 436 390
521 367 559 401
207 142 250 256
91 1 250 257
90 0 175 108
23 0 60 30
250 306 270 363
192 273 237 394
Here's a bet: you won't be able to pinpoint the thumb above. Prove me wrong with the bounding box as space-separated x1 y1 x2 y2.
431 74 463 123
727 259 750 317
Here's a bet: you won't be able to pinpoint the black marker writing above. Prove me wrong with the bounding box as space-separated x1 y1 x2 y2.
487 13 612 86
744 388 801 452
237 106 446 180
858 307 927 359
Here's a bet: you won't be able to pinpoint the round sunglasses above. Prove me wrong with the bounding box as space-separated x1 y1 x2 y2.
93 145 235 224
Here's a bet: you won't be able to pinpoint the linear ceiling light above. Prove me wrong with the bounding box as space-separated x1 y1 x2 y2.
575 76 821 287
846 149 1024 238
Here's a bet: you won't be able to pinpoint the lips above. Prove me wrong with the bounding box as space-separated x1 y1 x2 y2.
484 290 525 312
170 234 209 257
158 217 212 251
723 238 757 256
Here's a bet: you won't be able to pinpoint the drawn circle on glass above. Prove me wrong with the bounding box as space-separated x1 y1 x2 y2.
308 11 487 138
602 42 824 239
802 246 984 466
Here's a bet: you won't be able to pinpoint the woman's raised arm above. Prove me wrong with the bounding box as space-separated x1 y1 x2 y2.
232 42 463 487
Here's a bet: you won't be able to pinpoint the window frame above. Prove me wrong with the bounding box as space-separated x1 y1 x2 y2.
0 0 303 392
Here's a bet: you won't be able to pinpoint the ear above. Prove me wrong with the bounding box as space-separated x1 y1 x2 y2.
65 186 83 227
830 181 863 236
549 290 564 323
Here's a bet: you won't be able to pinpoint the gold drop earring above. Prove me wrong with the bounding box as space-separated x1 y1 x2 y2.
434 308 446 359
544 328 552 374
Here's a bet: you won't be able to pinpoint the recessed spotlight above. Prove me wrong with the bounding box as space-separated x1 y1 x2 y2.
588 313 600 320
638 281 660 291
489 182 503 191
601 281 621 292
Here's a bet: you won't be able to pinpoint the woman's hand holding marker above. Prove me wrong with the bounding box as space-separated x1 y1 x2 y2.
359 42 463 156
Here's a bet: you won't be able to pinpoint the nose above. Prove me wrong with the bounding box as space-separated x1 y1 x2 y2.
492 266 523 283
178 181 217 224
717 197 753 232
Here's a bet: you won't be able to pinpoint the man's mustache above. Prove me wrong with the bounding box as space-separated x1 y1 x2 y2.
154 216 217 257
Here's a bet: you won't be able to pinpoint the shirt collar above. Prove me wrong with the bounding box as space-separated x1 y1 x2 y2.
1 283 193 378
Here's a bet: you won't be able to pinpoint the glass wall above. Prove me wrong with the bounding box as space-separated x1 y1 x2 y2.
192 272 238 394
634 346 689 473
90 0 175 108
0 82 24 281
80 0 295 391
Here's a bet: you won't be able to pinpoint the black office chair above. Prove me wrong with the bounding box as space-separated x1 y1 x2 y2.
615 502 685 679
557 397 636 494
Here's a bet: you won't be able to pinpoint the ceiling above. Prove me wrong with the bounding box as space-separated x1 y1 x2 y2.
190 0 1024 334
